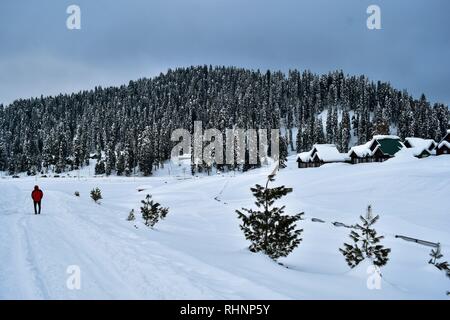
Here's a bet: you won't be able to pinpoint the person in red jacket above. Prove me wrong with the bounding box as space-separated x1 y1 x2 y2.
31 185 44 215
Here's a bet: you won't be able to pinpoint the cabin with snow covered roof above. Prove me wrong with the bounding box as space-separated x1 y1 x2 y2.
297 144 348 168
297 151 313 168
348 141 372 164
403 137 437 158
348 135 404 164
436 130 450 155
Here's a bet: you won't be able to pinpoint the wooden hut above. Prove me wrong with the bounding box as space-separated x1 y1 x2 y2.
436 130 450 155
297 144 348 168
404 137 436 158
348 141 373 164
296 151 312 168
348 135 404 164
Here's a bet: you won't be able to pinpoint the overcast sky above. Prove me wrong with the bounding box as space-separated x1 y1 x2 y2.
1 0 449 105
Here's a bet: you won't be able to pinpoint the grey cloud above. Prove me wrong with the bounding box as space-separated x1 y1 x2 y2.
0 0 449 105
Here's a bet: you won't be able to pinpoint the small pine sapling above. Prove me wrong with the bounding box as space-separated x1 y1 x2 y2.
428 243 450 295
236 174 304 260
140 194 169 228
90 187 102 203
428 244 449 271
340 205 391 268
127 209 136 221
74 191 80 197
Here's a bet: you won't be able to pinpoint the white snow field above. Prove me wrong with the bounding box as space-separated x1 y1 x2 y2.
0 153 449 299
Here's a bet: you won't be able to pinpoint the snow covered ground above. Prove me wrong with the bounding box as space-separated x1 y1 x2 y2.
0 153 449 299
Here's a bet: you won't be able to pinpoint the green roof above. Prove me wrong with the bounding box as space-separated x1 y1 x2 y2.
376 138 404 156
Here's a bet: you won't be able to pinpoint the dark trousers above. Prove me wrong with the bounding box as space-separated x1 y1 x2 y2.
34 201 41 215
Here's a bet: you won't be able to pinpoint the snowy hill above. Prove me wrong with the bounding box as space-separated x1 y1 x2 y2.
0 154 449 299
1 66 449 177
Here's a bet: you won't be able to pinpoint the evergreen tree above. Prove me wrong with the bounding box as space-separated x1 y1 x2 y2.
340 109 351 152
356 113 365 144
127 209 136 221
72 130 83 169
236 174 304 260
429 244 450 273
428 244 450 295
326 106 333 143
373 104 390 135
123 135 135 177
279 135 288 169
140 194 169 228
105 142 116 176
95 160 105 175
123 147 133 177
90 187 102 203
314 118 325 144
0 137 7 171
137 126 154 176
116 152 125 176
340 205 391 268
331 107 339 143
55 143 66 174
296 128 303 153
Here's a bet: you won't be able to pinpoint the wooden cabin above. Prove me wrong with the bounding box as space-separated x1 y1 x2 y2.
369 135 405 160
348 135 404 164
297 144 348 168
436 130 450 155
348 151 372 164
371 145 392 162
404 137 437 158
348 141 372 164
297 151 312 168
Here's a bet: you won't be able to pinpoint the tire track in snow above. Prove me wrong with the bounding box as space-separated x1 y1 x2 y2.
17 215 51 299
25 191 142 299
25 190 223 299
0 186 49 299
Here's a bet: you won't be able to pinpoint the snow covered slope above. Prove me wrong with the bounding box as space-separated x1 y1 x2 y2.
0 154 449 299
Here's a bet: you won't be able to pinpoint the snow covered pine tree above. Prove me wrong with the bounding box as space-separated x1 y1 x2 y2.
90 187 102 203
95 160 105 175
339 205 391 268
278 135 288 168
140 194 169 228
428 243 450 295
236 174 304 260
127 209 136 221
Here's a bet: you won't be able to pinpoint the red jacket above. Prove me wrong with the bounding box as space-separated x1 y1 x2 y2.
32 188 43 202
